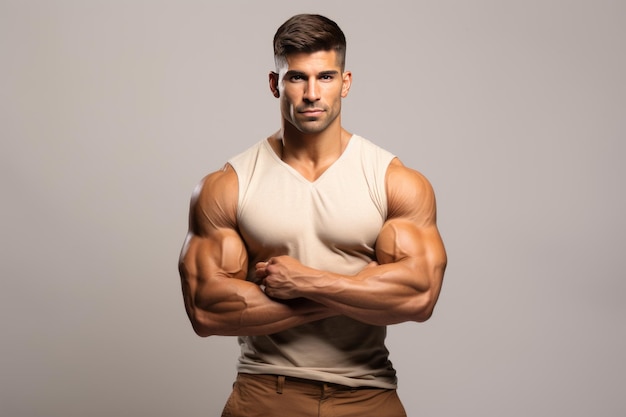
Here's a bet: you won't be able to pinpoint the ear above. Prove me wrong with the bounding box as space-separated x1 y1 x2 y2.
269 71 280 98
341 71 352 98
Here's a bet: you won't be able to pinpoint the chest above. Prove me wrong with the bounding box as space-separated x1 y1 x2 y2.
237 166 385 260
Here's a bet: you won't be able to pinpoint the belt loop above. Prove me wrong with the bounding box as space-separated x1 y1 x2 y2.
276 375 285 394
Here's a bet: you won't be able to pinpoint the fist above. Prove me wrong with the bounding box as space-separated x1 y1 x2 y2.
255 256 307 299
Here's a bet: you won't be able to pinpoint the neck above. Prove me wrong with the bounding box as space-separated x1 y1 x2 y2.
279 121 350 162
269 122 352 181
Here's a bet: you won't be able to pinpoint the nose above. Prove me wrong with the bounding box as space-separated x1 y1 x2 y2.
303 78 320 102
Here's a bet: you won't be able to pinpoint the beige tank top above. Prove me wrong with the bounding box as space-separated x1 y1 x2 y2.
228 135 397 388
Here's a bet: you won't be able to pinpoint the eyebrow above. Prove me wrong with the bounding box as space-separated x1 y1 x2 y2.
284 70 340 78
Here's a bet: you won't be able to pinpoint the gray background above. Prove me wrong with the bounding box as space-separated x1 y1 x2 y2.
2 1 624 416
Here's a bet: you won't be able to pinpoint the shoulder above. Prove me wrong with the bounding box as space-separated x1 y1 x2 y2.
198 165 238 197
190 165 239 232
385 158 437 225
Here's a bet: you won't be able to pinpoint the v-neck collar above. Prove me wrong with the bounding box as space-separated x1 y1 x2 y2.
262 135 357 185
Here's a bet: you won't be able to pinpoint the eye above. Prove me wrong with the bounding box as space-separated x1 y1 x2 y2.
289 74 304 82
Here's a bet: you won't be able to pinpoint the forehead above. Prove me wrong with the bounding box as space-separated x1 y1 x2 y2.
281 50 342 72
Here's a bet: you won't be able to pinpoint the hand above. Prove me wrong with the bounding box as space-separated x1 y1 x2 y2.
255 256 313 300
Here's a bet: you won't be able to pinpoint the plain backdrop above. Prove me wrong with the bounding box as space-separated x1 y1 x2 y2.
1 1 624 416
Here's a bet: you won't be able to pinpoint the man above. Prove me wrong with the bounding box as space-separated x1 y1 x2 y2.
178 14 447 417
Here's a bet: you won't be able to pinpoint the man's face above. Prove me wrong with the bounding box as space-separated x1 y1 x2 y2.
273 50 351 135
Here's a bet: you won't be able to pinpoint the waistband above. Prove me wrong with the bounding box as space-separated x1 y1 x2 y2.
237 373 385 394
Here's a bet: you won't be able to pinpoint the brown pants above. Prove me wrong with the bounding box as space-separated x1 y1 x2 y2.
221 373 407 417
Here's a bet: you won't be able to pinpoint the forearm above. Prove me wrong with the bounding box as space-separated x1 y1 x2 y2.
189 282 336 336
312 219 446 325
299 261 439 325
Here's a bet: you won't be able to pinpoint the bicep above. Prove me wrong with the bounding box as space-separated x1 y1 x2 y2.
376 220 446 278
378 161 447 287
181 166 245 279
180 229 248 284
179 229 248 309
178 167 250 317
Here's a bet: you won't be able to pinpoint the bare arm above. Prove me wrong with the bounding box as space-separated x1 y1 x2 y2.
258 158 447 326
178 165 336 337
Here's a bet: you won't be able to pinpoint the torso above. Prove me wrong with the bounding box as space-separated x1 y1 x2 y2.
227 134 399 388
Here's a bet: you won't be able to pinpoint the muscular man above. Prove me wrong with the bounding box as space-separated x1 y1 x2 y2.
178 14 447 417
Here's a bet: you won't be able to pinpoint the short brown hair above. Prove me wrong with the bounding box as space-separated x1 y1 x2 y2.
273 14 347 70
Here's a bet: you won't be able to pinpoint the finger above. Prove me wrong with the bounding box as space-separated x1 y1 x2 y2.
255 268 267 279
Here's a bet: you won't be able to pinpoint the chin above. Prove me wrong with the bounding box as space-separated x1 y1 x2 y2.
297 117 337 133
298 126 329 135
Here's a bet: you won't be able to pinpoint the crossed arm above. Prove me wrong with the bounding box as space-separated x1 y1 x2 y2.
178 165 335 336
178 159 447 336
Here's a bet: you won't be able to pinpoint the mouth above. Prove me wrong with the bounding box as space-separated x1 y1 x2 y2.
298 108 325 117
